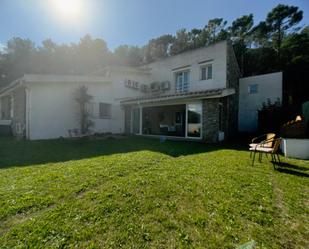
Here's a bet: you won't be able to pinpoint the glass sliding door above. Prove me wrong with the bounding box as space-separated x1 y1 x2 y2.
175 71 190 93
142 105 186 137
132 107 140 134
187 103 202 138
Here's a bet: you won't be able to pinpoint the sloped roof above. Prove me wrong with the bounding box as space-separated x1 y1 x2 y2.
121 88 235 105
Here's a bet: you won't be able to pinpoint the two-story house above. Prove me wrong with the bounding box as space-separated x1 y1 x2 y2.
0 40 241 141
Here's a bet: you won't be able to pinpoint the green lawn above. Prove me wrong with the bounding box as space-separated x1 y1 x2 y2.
0 136 308 248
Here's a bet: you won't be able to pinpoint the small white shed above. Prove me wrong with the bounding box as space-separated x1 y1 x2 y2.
238 72 282 132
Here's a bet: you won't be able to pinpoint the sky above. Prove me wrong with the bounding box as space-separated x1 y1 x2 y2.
0 0 308 51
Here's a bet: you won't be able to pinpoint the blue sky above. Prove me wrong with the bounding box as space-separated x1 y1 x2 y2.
1 0 308 50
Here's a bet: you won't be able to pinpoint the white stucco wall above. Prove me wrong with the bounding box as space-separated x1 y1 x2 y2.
282 138 309 160
145 41 227 93
110 70 151 99
238 72 282 132
7 41 232 140
27 81 125 140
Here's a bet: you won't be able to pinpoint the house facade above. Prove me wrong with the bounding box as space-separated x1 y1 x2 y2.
0 41 241 141
238 72 282 132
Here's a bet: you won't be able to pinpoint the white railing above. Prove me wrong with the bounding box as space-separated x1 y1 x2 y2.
176 81 189 93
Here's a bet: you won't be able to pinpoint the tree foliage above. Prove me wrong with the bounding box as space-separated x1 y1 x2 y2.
229 14 254 74
265 4 303 52
144 34 175 62
170 29 191 55
75 86 94 134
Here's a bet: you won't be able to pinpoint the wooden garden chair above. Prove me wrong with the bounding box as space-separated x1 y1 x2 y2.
250 138 282 166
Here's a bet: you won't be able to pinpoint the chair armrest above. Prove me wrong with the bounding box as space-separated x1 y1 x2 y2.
252 134 267 143
258 137 276 147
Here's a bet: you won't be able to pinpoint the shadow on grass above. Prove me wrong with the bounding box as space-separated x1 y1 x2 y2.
0 136 246 169
273 161 309 178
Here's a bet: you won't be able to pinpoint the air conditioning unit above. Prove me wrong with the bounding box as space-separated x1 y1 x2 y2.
160 81 170 91
150 82 160 92
140 84 149 93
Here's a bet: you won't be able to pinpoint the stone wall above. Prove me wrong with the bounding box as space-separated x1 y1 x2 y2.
202 95 238 142
226 42 240 138
202 98 220 142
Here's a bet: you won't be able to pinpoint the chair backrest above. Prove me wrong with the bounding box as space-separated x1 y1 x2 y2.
264 133 276 147
266 133 276 140
272 138 282 153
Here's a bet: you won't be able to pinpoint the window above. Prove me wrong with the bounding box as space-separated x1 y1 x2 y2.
187 103 202 138
200 64 212 80
175 71 190 93
248 84 258 94
99 103 111 119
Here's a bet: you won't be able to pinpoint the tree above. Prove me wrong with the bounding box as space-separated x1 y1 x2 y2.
41 39 57 52
204 18 229 44
229 14 254 44
113 45 143 66
251 21 272 48
0 52 8 87
113 45 130 65
74 34 110 74
187 28 204 49
243 47 277 76
302 25 309 36
75 86 94 135
170 29 190 55
3 38 36 82
229 14 254 74
280 29 309 106
144 35 175 63
254 4 303 61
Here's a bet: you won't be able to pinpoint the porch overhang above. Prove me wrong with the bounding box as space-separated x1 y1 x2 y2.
120 88 235 106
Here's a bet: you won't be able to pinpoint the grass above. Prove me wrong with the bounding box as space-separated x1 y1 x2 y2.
0 136 308 248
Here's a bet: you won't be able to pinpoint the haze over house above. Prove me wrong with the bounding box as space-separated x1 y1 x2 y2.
0 40 282 141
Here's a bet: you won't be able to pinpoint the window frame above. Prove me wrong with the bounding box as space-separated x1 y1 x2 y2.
186 102 203 139
248 84 258 94
99 102 112 119
200 64 212 81
175 70 190 93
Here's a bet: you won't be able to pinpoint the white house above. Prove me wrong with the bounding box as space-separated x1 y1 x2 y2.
0 40 282 141
238 72 283 132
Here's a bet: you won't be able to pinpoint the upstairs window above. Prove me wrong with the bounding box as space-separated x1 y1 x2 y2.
99 103 111 119
248 84 258 94
200 64 212 80
175 71 190 93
